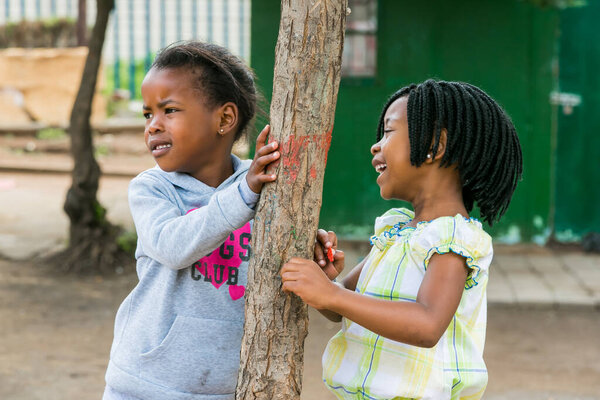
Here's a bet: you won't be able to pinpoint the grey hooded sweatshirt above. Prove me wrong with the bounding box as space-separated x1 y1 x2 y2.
105 156 257 400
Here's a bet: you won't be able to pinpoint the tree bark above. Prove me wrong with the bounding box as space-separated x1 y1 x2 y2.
236 1 347 399
58 0 126 274
77 0 87 46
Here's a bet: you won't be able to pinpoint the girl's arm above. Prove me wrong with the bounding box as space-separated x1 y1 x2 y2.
281 252 468 347
129 177 253 269
130 127 279 270
314 256 367 322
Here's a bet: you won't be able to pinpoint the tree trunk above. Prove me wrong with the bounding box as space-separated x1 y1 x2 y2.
77 0 87 46
236 1 347 399
56 0 127 274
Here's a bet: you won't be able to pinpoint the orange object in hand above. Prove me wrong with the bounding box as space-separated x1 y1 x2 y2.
327 247 335 262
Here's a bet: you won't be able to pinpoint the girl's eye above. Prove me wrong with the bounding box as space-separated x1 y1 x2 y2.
165 108 177 114
143 112 152 120
383 129 393 137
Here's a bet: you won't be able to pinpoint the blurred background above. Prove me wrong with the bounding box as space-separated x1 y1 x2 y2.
1 0 598 243
0 1 599 399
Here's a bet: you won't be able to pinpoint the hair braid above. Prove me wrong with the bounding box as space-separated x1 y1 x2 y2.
376 79 523 225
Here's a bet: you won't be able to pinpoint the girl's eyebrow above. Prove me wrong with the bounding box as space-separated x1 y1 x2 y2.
142 99 183 110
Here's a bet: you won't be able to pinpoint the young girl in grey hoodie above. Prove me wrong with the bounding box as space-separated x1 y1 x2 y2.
103 41 282 400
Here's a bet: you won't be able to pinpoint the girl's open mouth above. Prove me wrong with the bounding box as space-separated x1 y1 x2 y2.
375 163 387 174
151 143 172 157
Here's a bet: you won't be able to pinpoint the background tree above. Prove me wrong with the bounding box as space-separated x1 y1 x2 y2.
236 0 347 398
76 0 87 46
51 0 128 273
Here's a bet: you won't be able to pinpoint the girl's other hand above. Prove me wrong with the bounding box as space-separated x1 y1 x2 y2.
280 257 341 310
247 125 280 193
314 229 344 280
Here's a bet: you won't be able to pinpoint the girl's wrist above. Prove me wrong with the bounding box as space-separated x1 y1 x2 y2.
326 280 346 311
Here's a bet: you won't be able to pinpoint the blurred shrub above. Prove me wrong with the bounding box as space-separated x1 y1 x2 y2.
37 127 67 140
116 230 138 256
0 18 78 48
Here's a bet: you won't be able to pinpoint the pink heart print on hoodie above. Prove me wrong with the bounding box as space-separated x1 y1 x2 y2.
187 208 251 301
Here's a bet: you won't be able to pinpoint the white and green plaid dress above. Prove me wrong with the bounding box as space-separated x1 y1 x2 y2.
322 208 493 400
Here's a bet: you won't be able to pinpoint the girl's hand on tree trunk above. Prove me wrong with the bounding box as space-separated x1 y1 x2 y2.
280 257 342 310
246 125 280 193
314 229 344 280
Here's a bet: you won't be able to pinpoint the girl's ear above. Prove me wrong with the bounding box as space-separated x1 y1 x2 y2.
217 102 239 136
427 128 448 163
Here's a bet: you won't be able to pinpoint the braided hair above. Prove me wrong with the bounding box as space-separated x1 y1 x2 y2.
152 41 258 141
376 79 523 225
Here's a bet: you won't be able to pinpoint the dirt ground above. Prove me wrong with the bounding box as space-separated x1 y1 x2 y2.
0 171 599 399
0 259 599 400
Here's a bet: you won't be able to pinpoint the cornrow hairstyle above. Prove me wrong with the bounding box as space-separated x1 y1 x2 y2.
152 40 258 141
376 79 523 225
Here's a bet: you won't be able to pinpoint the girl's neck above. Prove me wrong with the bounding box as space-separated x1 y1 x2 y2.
409 199 469 227
191 152 234 188
407 175 468 227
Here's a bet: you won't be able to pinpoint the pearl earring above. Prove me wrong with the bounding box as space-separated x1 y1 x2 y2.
426 154 432 159
219 128 224 133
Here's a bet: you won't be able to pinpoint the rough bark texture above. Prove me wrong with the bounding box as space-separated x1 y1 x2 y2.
52 0 129 274
236 1 347 399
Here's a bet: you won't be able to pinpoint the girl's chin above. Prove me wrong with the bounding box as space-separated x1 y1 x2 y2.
379 187 392 200
379 187 403 201
155 162 177 173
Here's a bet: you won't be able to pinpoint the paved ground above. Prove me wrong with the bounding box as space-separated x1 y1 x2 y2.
1 132 599 399
1 149 599 310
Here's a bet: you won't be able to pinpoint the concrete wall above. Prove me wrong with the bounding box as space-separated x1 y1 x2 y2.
0 47 106 128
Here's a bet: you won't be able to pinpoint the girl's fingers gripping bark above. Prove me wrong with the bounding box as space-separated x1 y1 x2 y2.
255 124 280 175
247 125 279 193
254 124 270 150
280 258 339 310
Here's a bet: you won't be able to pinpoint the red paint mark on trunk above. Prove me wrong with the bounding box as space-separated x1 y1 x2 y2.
281 127 333 183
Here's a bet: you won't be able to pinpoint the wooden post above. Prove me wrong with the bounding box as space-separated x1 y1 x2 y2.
236 0 347 399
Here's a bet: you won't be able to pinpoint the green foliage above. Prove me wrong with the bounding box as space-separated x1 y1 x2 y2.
41 17 76 29
116 230 138 256
93 201 107 224
36 127 66 140
94 143 110 157
104 57 154 101
0 18 78 48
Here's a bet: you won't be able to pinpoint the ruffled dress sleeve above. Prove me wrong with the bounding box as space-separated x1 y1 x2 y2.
370 208 414 250
410 215 493 290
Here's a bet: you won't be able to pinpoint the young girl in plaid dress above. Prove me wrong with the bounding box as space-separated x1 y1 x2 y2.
281 80 523 399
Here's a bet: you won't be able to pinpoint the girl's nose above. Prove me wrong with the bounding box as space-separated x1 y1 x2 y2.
147 116 162 134
371 141 381 155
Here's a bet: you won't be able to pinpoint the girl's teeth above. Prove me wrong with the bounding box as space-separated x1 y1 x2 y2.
155 144 171 150
376 164 387 173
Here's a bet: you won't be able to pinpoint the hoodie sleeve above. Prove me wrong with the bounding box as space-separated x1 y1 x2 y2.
128 172 256 270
